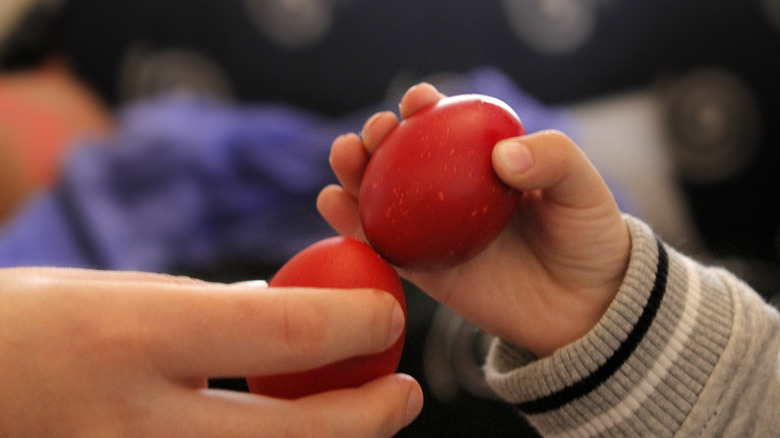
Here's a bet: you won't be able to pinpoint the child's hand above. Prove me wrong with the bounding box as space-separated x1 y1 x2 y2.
0 267 420 437
318 83 631 357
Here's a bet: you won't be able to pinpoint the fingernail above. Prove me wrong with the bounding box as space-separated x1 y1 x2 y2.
403 376 424 426
363 111 393 135
363 112 384 132
390 303 406 343
231 280 268 288
333 133 353 143
497 140 534 175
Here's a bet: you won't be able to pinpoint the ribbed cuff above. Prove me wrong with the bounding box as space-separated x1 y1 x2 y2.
485 215 733 436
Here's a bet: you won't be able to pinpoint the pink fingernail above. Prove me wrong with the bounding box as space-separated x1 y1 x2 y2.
499 141 534 175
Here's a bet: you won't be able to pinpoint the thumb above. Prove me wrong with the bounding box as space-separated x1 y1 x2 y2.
492 130 612 210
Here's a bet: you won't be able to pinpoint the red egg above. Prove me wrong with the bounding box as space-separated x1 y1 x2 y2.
359 94 524 269
246 236 405 399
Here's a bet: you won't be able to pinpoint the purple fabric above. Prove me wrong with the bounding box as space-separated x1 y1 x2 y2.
0 193 92 268
0 68 587 272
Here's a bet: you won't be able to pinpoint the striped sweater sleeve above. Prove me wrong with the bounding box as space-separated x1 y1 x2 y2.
484 215 780 437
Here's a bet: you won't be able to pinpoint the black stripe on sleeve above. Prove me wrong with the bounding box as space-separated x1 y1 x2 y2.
516 238 669 415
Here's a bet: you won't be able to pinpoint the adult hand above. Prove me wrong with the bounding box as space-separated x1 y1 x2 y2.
0 267 421 437
318 83 631 357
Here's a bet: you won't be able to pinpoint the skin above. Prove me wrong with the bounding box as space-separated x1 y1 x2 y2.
0 60 111 221
0 267 422 438
0 61 423 436
318 83 631 358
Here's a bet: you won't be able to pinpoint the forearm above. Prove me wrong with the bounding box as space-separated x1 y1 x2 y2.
485 215 780 436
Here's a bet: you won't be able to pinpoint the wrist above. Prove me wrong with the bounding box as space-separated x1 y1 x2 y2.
485 215 733 437
485 215 660 395
532 219 631 357
525 285 620 358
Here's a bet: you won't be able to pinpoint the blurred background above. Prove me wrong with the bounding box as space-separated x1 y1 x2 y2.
2 0 780 436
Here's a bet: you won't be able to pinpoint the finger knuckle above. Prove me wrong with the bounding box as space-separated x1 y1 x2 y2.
278 293 329 351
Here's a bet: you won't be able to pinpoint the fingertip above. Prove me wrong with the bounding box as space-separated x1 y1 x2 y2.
496 130 612 209
492 138 535 187
396 374 424 427
332 131 361 143
316 184 341 215
388 299 406 344
316 185 365 240
331 132 361 155
330 133 369 196
293 374 423 437
361 111 399 154
330 132 364 165
357 374 424 430
316 184 348 222
399 83 446 119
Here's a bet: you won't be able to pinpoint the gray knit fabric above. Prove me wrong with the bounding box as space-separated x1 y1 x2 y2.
485 215 780 437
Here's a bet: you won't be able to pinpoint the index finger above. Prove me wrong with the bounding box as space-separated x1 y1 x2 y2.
14 269 406 380
139 283 406 379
